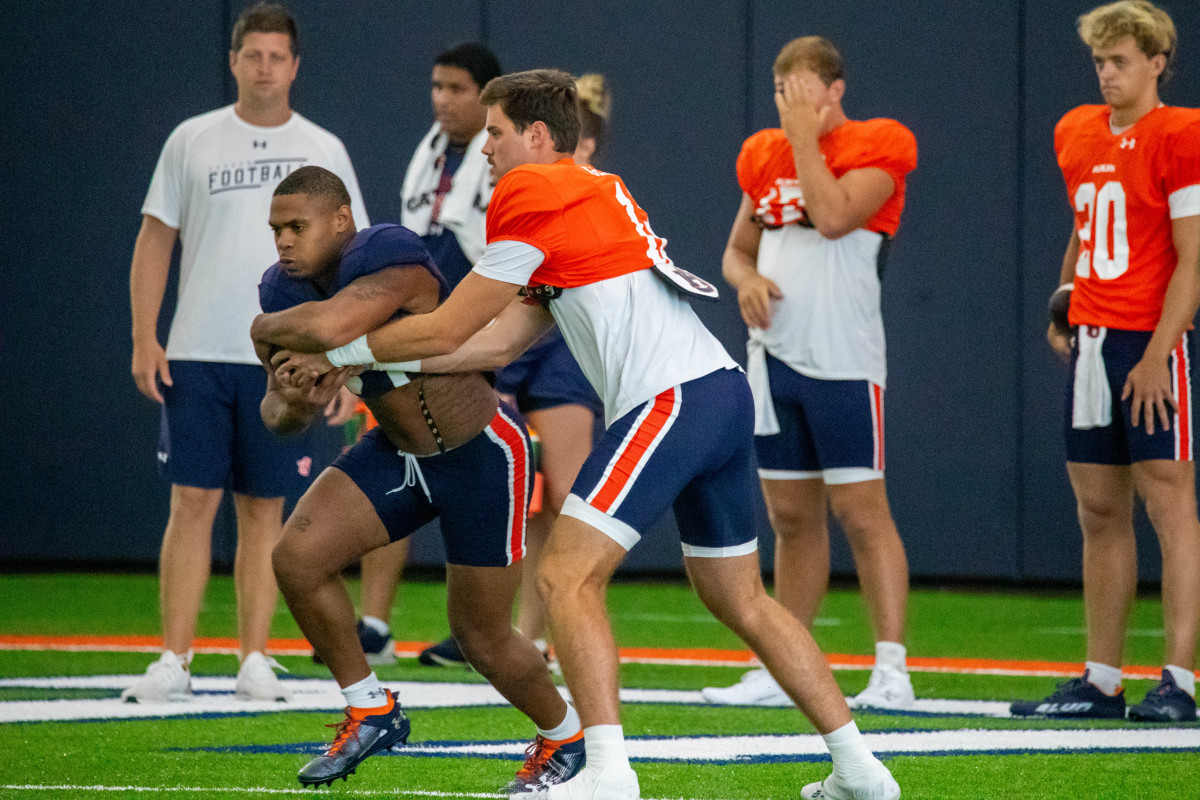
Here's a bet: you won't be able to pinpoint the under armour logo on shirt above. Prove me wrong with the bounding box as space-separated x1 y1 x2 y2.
253 140 268 149
1119 137 1136 150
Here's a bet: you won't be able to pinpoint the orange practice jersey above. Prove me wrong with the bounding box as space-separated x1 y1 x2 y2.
486 158 669 286
1057 104 1200 330
736 120 917 236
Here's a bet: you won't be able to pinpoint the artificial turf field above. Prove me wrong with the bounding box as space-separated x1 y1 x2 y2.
1 573 1197 800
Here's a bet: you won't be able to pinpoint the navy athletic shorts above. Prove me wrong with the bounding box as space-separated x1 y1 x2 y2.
331 403 532 567
754 353 885 484
1065 327 1195 465
158 360 319 498
562 367 758 558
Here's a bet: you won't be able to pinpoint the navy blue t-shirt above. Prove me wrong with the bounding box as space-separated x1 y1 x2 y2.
259 224 448 397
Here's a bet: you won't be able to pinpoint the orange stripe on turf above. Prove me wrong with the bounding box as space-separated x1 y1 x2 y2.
0 634 1172 680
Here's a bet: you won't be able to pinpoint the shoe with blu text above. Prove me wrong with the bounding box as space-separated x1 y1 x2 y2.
1009 670 1125 718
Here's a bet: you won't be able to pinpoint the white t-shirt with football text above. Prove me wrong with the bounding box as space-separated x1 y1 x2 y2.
142 105 369 364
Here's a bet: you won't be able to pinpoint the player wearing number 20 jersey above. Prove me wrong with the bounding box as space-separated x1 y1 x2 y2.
1057 104 1200 331
1057 103 1200 465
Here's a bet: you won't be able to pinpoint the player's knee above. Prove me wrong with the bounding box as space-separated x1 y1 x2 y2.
168 485 222 524
767 503 827 539
1075 491 1130 531
271 535 319 590
536 555 582 607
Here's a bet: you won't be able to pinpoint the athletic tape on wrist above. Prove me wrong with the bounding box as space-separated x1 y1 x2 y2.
326 335 375 367
373 359 422 373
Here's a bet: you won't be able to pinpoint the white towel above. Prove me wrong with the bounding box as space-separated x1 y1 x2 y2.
1072 326 1112 430
400 123 493 263
746 337 781 436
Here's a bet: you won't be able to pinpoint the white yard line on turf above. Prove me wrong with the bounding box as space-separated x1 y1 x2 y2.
0 677 1013 722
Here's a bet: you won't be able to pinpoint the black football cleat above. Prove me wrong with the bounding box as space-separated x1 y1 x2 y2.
418 636 472 669
297 689 410 787
1010 671 1126 719
1128 670 1198 722
502 732 586 794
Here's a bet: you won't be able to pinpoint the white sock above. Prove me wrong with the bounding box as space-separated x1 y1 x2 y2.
361 616 390 636
582 724 630 772
341 672 389 709
1165 664 1196 698
822 720 876 772
874 641 907 672
537 703 582 741
1084 661 1123 695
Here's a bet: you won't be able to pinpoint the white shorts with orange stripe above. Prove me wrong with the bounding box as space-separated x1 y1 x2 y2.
753 353 885 484
561 368 759 557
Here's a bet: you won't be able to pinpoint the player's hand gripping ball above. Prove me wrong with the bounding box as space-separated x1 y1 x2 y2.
1048 283 1073 335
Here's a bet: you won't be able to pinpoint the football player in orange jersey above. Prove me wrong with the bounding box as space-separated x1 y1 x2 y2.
705 36 918 712
274 69 900 800
1012 0 1200 723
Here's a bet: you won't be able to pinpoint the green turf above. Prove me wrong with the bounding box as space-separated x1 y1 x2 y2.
1 573 1196 800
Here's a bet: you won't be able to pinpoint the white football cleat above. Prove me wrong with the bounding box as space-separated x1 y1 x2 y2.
121 650 193 703
236 651 293 702
852 665 914 710
701 668 792 706
545 763 640 800
801 760 900 800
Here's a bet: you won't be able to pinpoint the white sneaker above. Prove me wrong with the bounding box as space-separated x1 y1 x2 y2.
121 650 192 703
852 664 914 710
546 763 639 800
701 668 792 706
236 651 292 702
801 759 900 800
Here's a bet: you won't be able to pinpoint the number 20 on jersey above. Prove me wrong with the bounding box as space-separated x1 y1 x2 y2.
1075 180 1129 280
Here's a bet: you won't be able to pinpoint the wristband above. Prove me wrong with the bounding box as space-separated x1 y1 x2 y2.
373 359 422 373
326 334 375 367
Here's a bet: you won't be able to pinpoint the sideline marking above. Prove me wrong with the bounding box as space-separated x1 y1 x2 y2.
0 635 1172 679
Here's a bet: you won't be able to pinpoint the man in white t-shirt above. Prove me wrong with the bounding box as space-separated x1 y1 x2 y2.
125 1 368 703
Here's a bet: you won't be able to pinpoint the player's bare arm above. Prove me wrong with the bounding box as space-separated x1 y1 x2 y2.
251 266 440 353
1123 214 1200 433
365 271 523 362
419 297 555 374
1047 229 1082 360
722 193 781 330
272 286 551 384
775 73 895 239
129 214 180 403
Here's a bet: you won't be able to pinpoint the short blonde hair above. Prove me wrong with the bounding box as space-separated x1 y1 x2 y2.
1078 1 1176 82
773 36 843 87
